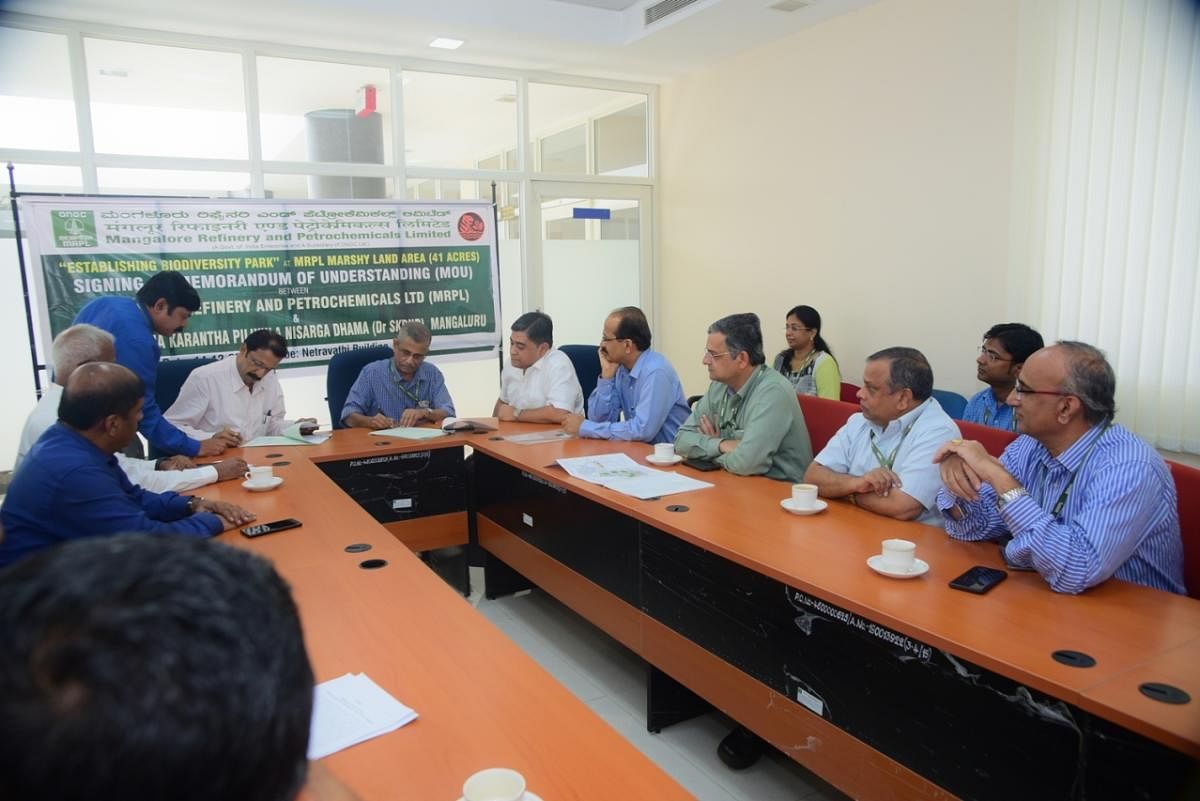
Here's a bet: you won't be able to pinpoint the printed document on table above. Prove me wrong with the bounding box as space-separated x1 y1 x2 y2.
556 453 712 499
242 421 331 447
307 672 418 759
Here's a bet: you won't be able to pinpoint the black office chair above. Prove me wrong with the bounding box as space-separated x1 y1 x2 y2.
558 344 601 415
326 345 393 428
149 356 220 459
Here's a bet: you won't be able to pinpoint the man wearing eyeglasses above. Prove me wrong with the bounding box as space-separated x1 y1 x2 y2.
167 329 318 444
804 347 961 526
561 306 690 444
962 323 1044 431
342 321 455 429
935 342 1184 595
673 313 812 479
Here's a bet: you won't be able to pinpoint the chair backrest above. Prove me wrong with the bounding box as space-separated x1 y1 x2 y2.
797 394 859 454
1167 460 1200 599
156 356 220 414
839 382 860 404
955 418 1018 458
558 345 601 415
931 388 969 420
326 345 393 428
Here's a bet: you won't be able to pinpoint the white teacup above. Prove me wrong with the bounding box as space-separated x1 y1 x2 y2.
653 442 675 460
880 538 916 571
791 483 819 509
245 465 274 484
462 768 526 801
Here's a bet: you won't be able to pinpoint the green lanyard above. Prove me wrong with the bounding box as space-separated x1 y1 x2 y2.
1033 421 1111 516
389 362 429 408
868 405 926 470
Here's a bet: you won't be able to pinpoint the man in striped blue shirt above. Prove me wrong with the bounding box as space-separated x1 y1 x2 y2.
935 342 1184 595
341 321 456 429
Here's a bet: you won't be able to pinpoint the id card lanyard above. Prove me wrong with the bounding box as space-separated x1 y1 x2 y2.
1033 421 1111 516
869 405 927 470
389 362 430 409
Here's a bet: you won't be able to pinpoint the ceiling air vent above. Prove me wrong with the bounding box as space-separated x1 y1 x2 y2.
644 0 703 26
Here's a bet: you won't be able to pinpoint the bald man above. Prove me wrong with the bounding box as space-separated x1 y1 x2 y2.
0 363 254 567
936 341 1184 594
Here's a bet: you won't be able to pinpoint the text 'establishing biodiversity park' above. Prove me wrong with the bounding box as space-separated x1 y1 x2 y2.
18 198 503 365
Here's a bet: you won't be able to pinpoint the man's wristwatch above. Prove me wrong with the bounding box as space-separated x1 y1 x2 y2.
186 495 203 513
996 487 1027 511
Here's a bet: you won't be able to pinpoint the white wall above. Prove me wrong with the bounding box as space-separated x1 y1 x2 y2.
657 0 1021 399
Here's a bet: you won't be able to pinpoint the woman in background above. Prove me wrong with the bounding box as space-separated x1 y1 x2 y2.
772 305 840 399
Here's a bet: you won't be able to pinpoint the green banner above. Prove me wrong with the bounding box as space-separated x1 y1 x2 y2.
20 198 501 367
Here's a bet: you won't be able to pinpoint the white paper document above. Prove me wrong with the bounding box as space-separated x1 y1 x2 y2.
368 426 449 440
555 452 713 499
504 430 573 445
242 421 331 447
307 673 418 759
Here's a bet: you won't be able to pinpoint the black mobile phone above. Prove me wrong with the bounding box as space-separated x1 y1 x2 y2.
682 457 721 472
948 566 1008 594
241 518 303 538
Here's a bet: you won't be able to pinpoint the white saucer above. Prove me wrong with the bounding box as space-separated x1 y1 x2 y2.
780 498 827 516
456 794 542 801
646 453 683 466
242 476 284 492
866 554 929 579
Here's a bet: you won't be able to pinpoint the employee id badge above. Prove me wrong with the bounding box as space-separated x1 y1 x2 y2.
418 400 431 409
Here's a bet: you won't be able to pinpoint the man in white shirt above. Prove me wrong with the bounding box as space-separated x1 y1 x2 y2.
16 324 245 491
166 330 317 444
493 312 583 423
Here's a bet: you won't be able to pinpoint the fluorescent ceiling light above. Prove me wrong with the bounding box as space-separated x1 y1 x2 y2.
429 37 464 50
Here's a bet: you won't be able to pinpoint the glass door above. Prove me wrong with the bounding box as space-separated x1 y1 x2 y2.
526 181 653 347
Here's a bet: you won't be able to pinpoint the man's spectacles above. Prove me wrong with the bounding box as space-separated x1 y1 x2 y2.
247 355 275 373
980 346 1013 363
1013 380 1071 399
703 349 732 361
600 335 625 343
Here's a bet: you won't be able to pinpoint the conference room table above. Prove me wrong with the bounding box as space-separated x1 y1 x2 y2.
206 424 1200 801
203 427 695 801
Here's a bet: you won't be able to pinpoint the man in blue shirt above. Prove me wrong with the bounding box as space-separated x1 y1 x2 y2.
962 322 1043 431
936 342 1184 594
0 362 255 568
73 271 238 457
562 306 690 444
341 321 456 429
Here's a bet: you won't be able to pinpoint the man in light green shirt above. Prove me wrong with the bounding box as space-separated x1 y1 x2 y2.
674 312 813 482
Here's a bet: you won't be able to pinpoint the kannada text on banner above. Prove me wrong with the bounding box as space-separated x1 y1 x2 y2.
20 199 501 366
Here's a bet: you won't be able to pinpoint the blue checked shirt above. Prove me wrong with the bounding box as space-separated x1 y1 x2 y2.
938 423 1185 595
340 358 455 423
580 350 691 444
963 387 1017 431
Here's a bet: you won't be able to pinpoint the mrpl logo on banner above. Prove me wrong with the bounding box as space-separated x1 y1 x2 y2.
51 210 98 248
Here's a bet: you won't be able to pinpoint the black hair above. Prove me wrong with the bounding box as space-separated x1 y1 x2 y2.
867 346 934 402
709 313 765 366
58 362 145 430
0 535 314 801
775 304 835 374
135 271 201 313
511 311 554 347
983 323 1044 364
245 329 288 359
611 306 652 351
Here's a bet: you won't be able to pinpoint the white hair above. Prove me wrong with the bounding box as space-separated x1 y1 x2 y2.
50 324 115 382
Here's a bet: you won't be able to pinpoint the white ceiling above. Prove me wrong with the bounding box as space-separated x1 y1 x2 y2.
5 0 879 83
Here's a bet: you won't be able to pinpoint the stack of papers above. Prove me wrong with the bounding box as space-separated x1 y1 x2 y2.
243 421 331 447
556 453 713 499
307 673 419 759
368 426 448 440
